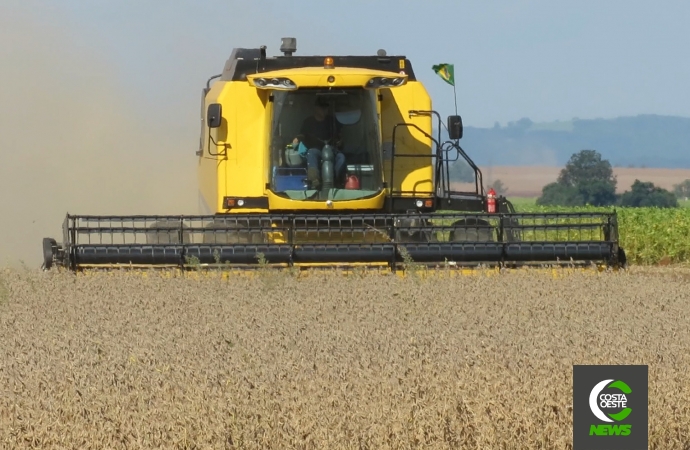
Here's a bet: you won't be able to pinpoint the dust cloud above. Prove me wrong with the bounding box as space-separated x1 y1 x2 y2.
0 4 199 267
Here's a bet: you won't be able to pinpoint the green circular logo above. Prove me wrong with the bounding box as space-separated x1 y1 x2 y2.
589 379 632 422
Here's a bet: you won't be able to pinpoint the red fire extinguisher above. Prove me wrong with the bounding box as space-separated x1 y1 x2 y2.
487 188 497 213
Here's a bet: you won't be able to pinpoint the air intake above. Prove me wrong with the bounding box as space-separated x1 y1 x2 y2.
280 37 296 56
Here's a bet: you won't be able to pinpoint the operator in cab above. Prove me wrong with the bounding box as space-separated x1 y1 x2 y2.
292 98 346 189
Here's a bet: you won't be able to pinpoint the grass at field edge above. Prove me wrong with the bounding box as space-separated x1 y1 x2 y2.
439 196 690 266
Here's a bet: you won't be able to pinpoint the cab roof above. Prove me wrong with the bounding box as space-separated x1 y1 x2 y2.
220 47 417 82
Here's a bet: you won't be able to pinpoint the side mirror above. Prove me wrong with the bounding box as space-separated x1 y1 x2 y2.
448 115 463 140
207 103 222 128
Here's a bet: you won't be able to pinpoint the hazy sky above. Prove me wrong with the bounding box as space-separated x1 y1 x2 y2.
0 0 688 265
48 0 690 127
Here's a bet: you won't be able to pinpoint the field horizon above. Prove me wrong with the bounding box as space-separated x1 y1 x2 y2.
467 165 690 198
3 163 689 269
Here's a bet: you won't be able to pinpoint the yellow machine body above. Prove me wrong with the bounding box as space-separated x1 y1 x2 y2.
197 59 434 216
41 42 626 272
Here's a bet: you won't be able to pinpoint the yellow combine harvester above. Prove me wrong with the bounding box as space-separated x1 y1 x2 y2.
41 38 626 271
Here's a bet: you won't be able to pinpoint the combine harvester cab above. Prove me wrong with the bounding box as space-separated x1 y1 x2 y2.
41 38 626 272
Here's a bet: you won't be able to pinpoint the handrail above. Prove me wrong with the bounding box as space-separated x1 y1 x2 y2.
391 109 485 201
389 122 442 211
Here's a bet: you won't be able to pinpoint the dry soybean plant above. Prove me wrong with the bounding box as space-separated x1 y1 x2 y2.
0 266 688 448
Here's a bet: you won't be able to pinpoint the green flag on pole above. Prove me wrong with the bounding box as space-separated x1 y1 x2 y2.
432 63 455 86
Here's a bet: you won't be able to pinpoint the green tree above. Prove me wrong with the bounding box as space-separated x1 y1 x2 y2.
536 182 583 206
557 149 617 189
489 179 508 195
449 160 475 183
538 149 618 206
619 180 678 208
672 179 690 199
507 117 533 129
576 179 617 207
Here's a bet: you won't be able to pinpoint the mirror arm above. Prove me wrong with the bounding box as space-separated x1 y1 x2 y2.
206 74 221 90
206 132 229 158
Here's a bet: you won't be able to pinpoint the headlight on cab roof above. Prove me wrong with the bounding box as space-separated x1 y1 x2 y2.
252 77 297 90
365 76 406 88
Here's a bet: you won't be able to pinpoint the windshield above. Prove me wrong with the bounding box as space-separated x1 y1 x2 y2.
269 88 383 201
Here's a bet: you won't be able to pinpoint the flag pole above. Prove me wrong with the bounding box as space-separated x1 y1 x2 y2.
432 63 458 118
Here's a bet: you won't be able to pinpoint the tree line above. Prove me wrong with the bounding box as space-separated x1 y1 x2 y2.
449 148 686 207
536 150 682 208
457 115 690 168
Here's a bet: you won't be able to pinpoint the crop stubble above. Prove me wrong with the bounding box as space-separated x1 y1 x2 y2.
0 268 688 449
